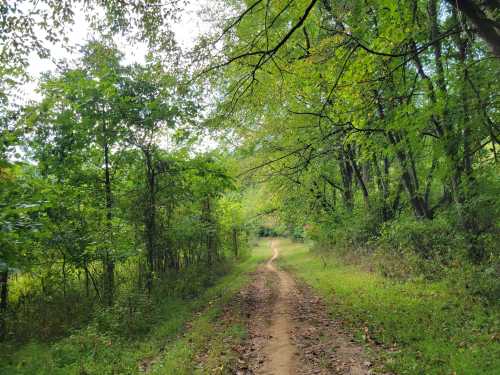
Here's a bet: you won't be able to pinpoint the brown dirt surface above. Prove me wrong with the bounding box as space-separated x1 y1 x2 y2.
232 239 386 375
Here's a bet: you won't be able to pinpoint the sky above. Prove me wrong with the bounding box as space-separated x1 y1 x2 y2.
14 0 220 156
22 1 211 102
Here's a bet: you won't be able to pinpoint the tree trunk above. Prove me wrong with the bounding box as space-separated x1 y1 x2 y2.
445 0 500 57
62 253 67 299
232 227 239 257
203 197 217 266
347 145 370 208
376 93 431 219
0 269 8 341
103 140 114 306
144 149 156 292
453 16 484 262
338 148 354 211
453 15 473 181
387 132 432 219
84 261 90 298
373 154 392 220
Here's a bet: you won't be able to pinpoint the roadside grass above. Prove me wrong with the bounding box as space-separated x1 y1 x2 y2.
0 241 271 375
276 238 500 375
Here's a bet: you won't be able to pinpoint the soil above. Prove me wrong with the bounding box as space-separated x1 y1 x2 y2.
233 239 384 375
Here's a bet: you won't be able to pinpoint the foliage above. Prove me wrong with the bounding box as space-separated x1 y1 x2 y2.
204 0 500 287
1 0 499 372
0 245 268 374
278 239 500 375
0 38 252 341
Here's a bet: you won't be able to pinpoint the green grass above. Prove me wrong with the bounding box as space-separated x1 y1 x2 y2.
0 241 271 375
5 238 497 374
276 238 500 375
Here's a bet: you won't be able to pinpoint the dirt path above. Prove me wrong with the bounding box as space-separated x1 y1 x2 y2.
259 240 299 375
234 239 381 375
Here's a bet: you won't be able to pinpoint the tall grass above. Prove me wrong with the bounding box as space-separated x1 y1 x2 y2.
277 239 500 375
0 242 271 374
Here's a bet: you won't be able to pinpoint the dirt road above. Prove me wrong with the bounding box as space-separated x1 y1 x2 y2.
259 240 299 374
235 239 377 375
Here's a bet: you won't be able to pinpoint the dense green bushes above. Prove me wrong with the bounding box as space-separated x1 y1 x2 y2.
301 210 500 304
293 189 499 302
0 246 266 375
0 41 256 342
2 256 242 344
376 215 464 278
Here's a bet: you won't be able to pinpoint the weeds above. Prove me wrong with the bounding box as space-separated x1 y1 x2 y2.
277 239 500 375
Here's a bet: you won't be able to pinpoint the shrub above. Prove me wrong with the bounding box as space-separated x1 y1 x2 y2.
375 215 466 279
306 207 382 256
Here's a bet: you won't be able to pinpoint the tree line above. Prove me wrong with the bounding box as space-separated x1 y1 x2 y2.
204 0 499 289
0 39 248 340
1 0 499 342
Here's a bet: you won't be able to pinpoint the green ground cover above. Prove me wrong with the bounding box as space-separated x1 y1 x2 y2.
277 239 500 375
0 241 270 375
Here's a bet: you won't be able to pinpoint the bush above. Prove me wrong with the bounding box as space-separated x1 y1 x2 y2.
257 226 278 237
376 215 465 279
306 207 382 256
94 292 154 337
445 258 500 305
466 263 500 304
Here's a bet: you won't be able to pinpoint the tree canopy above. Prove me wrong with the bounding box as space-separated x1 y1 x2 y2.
0 0 498 359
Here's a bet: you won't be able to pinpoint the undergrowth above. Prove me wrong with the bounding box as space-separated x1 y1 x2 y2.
0 241 270 374
277 239 500 375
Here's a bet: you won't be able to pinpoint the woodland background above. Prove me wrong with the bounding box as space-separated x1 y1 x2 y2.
0 0 499 373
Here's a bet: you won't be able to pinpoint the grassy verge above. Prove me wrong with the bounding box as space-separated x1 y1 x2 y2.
276 238 500 375
0 241 271 375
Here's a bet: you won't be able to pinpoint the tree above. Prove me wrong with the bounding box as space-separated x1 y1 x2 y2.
206 0 499 262
28 40 131 305
120 63 198 289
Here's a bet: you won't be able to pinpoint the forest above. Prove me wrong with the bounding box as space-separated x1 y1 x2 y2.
0 0 499 374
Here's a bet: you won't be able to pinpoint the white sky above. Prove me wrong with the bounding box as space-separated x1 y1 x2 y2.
22 1 211 102
10 0 223 157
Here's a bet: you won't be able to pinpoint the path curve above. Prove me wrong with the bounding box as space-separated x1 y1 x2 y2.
234 239 378 375
259 240 298 375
